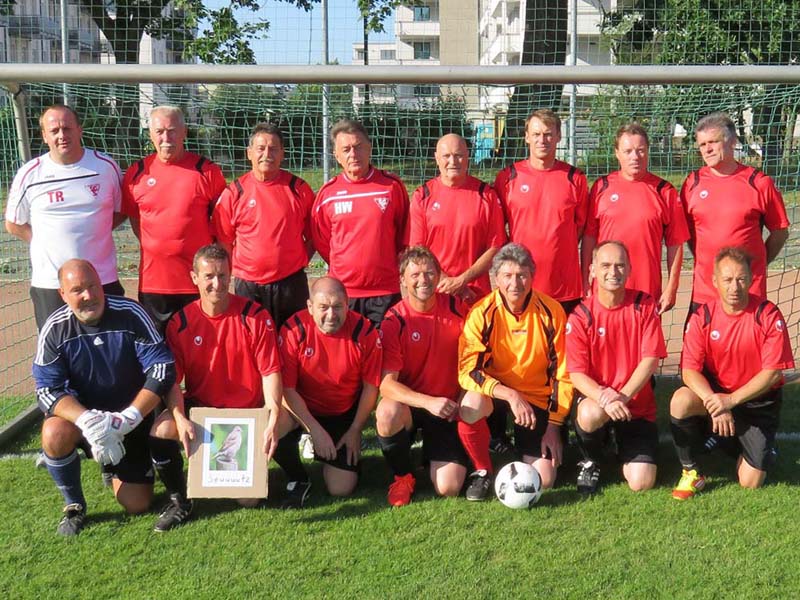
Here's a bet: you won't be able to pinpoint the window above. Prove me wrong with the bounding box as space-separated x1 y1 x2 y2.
413 41 431 60
380 49 396 60
414 84 439 97
355 49 365 62
413 6 431 21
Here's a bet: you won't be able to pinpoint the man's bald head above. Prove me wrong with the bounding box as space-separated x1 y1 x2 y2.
435 133 469 186
58 259 105 325
308 277 349 334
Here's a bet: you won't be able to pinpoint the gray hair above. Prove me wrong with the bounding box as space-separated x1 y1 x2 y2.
490 243 536 277
149 105 185 128
695 111 737 142
249 122 284 147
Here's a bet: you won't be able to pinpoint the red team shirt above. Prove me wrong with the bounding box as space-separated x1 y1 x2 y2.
311 168 409 298
586 171 689 301
213 170 315 284
681 295 794 394
409 176 505 300
494 160 588 302
279 310 382 416
122 152 226 294
680 165 790 304
166 295 282 409
381 294 467 401
566 290 666 421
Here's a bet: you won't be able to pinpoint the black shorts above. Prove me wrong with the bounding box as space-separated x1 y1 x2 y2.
78 413 155 484
31 280 126 330
513 404 568 459
559 298 582 315
313 403 360 472
709 390 782 471
611 419 658 465
234 268 310 330
348 293 402 327
410 408 469 467
139 292 199 334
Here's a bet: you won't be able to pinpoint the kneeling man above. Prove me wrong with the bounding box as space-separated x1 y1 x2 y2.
274 277 382 502
567 241 666 495
670 246 794 499
377 246 494 505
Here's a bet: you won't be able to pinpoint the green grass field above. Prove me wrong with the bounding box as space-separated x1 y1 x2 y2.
2 379 800 598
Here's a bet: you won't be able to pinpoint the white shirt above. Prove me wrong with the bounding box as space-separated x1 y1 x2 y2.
5 149 122 288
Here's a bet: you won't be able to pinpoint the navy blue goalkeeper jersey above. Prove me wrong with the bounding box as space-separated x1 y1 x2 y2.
33 295 175 415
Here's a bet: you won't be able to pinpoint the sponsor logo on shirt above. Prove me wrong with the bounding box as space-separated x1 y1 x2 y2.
334 201 353 215
710 330 721 341
304 346 315 357
610 194 619 203
336 190 348 196
699 190 709 199
265 318 274 331
776 320 784 332
194 335 203 346
93 337 104 346
248 198 257 208
86 184 101 197
520 184 530 193
512 329 528 335
432 202 441 212
374 197 389 212
597 327 606 337
411 331 421 342
147 177 157 187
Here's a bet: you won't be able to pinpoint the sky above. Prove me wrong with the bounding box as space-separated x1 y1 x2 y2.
244 0 395 65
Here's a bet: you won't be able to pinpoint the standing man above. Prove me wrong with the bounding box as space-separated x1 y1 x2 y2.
670 247 794 499
409 133 505 304
458 243 573 492
583 123 689 314
681 112 789 308
311 119 409 326
33 259 175 535
377 247 495 506
5 104 126 329
122 105 226 332
494 109 588 314
274 277 382 502
567 241 666 495
150 244 285 530
213 123 316 329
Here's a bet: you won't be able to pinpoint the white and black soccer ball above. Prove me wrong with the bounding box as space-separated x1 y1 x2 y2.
494 461 542 509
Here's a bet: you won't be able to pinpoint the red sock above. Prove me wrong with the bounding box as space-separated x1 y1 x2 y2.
457 418 493 474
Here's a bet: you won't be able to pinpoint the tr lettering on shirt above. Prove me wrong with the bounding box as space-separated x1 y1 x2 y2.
47 190 65 203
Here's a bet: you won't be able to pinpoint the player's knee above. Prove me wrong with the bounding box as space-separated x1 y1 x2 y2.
375 399 407 436
626 472 656 492
459 392 490 424
670 387 702 418
576 400 606 432
118 492 152 515
738 465 766 489
41 416 79 456
528 458 556 490
325 469 358 497
433 478 463 497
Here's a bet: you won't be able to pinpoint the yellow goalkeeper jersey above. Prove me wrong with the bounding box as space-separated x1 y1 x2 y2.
458 289 573 425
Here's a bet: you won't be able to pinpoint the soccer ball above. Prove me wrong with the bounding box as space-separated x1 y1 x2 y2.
494 461 542 509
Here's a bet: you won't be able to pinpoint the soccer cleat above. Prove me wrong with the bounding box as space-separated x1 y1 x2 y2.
154 493 194 532
282 480 311 509
489 436 514 455
465 470 492 501
672 469 706 500
576 460 601 496
387 473 416 507
57 503 86 536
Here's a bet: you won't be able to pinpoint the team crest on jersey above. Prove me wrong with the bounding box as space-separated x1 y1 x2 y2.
147 177 157 187
432 202 441 212
265 318 274 331
520 184 530 193
86 184 101 197
374 197 389 212
610 194 619 203
375 336 382 349
304 346 315 357
411 331 421 342
565 322 572 335
597 327 606 337
710 330 721 341
776 320 784 332
194 335 203 346
699 190 709 199
248 198 257 208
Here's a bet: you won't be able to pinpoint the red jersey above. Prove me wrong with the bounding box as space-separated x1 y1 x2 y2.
166 295 281 409
680 165 789 304
381 294 467 401
279 310 382 416
409 175 505 299
311 168 409 298
494 160 588 301
122 152 226 294
586 171 689 301
566 290 667 421
681 295 794 394
213 170 314 284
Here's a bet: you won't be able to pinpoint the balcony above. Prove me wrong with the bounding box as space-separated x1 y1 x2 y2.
0 15 60 40
395 20 440 39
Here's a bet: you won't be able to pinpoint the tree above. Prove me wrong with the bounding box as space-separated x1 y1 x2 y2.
600 0 800 178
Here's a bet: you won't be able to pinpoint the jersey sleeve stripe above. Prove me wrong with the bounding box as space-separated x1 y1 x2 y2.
107 297 162 342
34 306 73 364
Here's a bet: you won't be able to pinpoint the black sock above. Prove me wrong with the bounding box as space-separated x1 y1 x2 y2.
670 416 706 471
378 429 413 477
273 429 308 483
150 436 187 498
44 449 86 509
574 420 606 464
488 399 509 440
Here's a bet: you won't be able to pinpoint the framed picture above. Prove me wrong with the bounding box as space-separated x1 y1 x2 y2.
187 407 269 499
